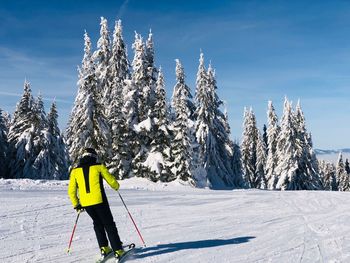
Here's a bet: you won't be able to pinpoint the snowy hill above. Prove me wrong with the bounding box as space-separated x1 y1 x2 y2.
315 148 350 163
1 178 350 262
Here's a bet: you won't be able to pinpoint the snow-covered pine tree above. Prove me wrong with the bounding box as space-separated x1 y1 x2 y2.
171 59 201 185
262 124 268 152
256 130 267 189
222 106 244 187
319 160 336 191
275 98 299 190
131 32 152 122
194 53 210 187
195 53 238 188
2 111 11 131
144 30 158 116
171 60 195 184
122 34 146 131
232 140 243 185
129 32 152 178
318 160 326 188
109 93 129 179
171 59 195 121
265 101 280 189
0 108 8 178
7 81 35 178
146 68 173 182
106 19 129 117
293 101 322 190
336 152 349 191
107 19 131 178
47 102 69 179
66 31 111 166
345 159 350 175
7 88 52 179
240 107 259 188
274 98 321 190
122 78 139 178
134 31 167 181
30 94 51 179
93 17 112 108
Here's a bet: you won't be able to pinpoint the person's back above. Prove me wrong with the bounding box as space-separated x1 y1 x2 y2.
68 153 119 207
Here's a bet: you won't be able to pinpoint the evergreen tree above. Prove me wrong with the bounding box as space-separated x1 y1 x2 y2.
106 19 129 116
222 109 244 187
240 107 259 188
275 98 298 190
47 102 69 179
132 32 150 122
2 111 11 131
171 59 195 120
171 59 200 185
144 30 158 115
171 61 194 183
345 158 350 175
265 101 280 189
262 124 268 152
66 31 111 166
319 160 336 191
30 95 51 179
94 17 112 107
337 152 349 191
194 53 210 187
129 32 152 178
274 99 321 190
256 130 267 189
147 69 172 182
195 53 239 188
107 19 131 178
7 81 35 178
0 108 8 178
231 140 243 186
8 87 55 179
293 101 322 189
109 93 129 179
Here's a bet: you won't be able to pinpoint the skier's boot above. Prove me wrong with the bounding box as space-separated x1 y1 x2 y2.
98 246 113 261
115 249 125 262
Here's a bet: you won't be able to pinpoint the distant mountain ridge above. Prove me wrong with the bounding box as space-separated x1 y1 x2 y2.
315 148 350 163
315 148 350 155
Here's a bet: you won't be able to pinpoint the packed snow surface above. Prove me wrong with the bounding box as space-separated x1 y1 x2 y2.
1 178 350 262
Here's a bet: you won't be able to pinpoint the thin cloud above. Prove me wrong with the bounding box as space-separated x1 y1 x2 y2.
41 97 72 105
117 0 130 19
0 91 22 98
0 46 40 65
0 91 72 104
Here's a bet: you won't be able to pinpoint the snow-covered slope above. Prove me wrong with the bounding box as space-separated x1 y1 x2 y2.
1 178 350 262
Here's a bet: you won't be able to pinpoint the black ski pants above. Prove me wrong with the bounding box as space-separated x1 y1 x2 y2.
85 202 123 251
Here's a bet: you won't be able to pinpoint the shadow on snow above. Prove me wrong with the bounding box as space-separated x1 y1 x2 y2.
134 236 256 259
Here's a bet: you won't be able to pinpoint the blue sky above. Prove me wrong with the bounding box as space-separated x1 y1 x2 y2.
0 0 349 149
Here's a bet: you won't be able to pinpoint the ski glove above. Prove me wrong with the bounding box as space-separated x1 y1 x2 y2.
74 204 84 212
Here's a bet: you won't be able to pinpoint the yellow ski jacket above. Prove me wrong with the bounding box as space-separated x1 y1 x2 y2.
68 163 120 208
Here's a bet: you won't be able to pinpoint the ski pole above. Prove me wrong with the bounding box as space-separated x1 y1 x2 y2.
117 190 146 247
66 210 82 254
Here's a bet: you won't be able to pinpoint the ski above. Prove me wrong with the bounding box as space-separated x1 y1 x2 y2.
95 250 113 263
116 244 135 263
95 243 135 263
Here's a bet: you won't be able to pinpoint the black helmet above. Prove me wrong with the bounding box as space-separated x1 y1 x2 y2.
82 148 98 158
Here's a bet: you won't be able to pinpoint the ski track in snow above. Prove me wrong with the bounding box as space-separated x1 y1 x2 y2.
1 179 350 262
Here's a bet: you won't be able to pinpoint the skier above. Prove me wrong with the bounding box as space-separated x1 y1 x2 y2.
68 148 125 262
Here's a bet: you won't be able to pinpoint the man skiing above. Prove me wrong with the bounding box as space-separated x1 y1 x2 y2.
68 148 125 262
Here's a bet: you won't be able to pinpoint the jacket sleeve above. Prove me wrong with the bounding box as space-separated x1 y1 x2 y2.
68 170 79 208
100 165 120 191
